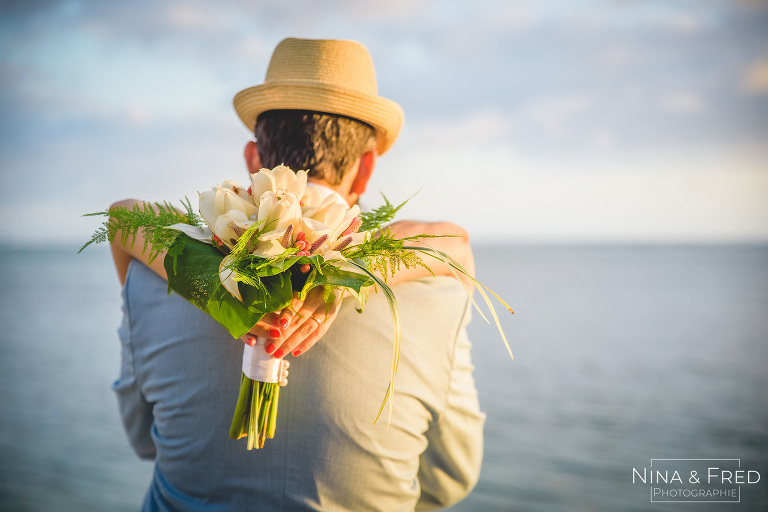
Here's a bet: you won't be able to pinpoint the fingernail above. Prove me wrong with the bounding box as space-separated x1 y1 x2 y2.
279 318 289 328
272 313 280 324
292 349 302 357
265 343 276 354
248 336 256 346
273 349 284 358
268 328 281 339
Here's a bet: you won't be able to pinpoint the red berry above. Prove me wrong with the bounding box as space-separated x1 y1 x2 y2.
296 232 306 242
300 264 311 273
295 240 307 250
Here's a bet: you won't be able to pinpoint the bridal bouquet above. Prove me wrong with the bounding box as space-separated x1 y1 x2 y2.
82 165 512 450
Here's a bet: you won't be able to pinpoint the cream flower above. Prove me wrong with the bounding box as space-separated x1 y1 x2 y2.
213 210 253 248
250 165 308 203
249 192 303 258
257 192 301 232
297 201 366 262
220 179 252 202
219 254 243 302
199 186 259 248
199 187 258 225
300 186 327 209
304 197 362 242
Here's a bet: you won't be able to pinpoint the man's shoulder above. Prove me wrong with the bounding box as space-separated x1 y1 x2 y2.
388 276 473 329
391 276 469 303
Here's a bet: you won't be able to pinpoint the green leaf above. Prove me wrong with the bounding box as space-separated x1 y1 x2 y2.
164 234 294 338
311 264 373 292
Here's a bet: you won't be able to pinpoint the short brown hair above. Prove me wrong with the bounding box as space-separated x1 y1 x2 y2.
254 110 376 185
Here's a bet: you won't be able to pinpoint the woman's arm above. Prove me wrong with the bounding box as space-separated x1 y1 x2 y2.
108 199 340 358
109 199 167 285
110 201 474 288
108 200 474 356
385 220 475 292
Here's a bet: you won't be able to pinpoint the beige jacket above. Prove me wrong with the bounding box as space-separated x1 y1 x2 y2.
117 261 484 511
281 276 486 511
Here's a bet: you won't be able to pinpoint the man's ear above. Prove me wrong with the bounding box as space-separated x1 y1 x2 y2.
244 140 262 174
350 150 376 197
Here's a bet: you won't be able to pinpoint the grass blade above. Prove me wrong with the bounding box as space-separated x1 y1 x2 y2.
404 243 514 360
348 260 400 425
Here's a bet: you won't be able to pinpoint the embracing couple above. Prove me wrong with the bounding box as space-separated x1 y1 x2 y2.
110 37 485 511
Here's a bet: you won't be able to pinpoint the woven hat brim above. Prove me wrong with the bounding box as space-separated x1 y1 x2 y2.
233 82 404 155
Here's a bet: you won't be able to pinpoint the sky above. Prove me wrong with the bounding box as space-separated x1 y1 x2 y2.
1 0 767 245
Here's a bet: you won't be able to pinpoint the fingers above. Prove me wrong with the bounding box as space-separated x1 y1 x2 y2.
288 302 339 357
282 288 343 357
241 307 293 347
271 288 326 357
271 287 342 358
243 288 342 360
279 360 290 387
280 316 324 358
241 314 280 346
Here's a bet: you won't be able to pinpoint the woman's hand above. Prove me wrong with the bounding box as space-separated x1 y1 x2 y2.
240 286 343 359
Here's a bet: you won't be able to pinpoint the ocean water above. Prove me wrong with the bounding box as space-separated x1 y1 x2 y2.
1 245 766 511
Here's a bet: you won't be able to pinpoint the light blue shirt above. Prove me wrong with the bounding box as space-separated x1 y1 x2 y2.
115 260 485 511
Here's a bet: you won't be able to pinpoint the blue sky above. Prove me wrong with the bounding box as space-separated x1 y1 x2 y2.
1 0 767 245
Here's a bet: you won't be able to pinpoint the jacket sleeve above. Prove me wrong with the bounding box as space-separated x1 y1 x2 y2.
112 269 157 461
113 369 156 460
416 324 486 511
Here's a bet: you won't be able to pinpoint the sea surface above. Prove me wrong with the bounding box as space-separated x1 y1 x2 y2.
1 245 766 511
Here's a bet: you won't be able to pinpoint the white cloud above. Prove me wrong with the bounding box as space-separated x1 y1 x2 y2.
2 0 767 245
520 94 593 134
373 141 768 243
480 2 539 30
125 102 152 125
661 12 705 34
660 92 706 113
592 128 615 149
164 4 227 31
407 109 514 147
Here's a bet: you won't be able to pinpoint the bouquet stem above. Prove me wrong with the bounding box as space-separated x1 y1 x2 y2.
229 338 286 449
229 374 281 450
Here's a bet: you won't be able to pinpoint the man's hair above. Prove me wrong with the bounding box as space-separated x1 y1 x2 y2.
254 110 376 186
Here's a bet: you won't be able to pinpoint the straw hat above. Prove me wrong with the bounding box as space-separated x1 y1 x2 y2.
233 38 404 155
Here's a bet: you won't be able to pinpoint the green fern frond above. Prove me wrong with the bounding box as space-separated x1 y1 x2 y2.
342 229 436 282
358 194 412 232
78 198 201 261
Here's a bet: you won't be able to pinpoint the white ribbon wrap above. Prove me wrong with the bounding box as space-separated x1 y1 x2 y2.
242 337 289 385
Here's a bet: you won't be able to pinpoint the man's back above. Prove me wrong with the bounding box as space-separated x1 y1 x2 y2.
116 261 484 511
